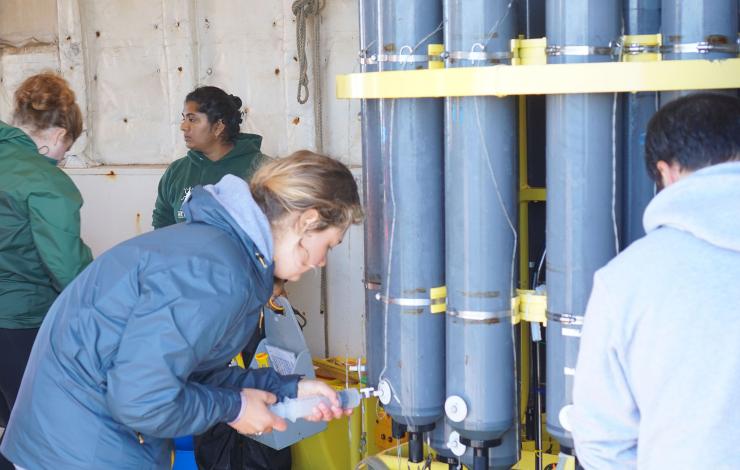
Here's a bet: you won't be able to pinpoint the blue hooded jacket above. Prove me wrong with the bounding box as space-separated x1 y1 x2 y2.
1 176 300 470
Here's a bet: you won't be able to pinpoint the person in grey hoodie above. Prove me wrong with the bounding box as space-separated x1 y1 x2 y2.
571 93 740 469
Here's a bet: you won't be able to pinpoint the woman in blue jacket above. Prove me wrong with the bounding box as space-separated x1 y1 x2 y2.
0 151 362 470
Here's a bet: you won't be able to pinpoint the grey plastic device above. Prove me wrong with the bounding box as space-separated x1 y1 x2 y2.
247 296 327 450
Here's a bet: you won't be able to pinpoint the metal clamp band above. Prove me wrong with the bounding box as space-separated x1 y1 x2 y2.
546 311 584 326
617 34 662 59
621 44 661 55
365 281 381 291
375 53 435 64
445 51 512 61
375 293 432 307
546 44 614 57
448 309 512 322
358 52 378 65
661 41 739 55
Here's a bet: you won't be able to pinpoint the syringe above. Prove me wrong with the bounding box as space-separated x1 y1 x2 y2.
270 388 362 422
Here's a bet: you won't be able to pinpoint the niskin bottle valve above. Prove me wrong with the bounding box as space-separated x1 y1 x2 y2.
445 395 468 423
377 379 392 405
559 404 574 432
446 431 467 457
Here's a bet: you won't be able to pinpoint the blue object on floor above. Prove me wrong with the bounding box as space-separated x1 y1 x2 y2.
172 436 196 470
174 435 194 451
173 449 198 470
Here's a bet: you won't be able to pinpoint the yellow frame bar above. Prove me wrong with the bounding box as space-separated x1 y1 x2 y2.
517 95 531 425
337 58 740 99
520 187 546 203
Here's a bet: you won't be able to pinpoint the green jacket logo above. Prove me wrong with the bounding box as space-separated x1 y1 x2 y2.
177 186 193 220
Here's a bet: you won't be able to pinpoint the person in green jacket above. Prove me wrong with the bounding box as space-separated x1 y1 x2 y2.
152 86 265 228
0 72 92 470
154 87 291 468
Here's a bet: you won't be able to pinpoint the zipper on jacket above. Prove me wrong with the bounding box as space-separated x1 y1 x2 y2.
255 252 267 269
136 431 145 444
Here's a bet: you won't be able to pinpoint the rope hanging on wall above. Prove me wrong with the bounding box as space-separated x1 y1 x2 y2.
292 0 321 105
293 0 330 357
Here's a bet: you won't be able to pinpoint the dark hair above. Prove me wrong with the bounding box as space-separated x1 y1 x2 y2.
13 72 83 141
645 93 740 183
251 150 363 231
185 86 243 143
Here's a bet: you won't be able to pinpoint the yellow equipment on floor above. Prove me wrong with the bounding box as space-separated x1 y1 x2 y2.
293 357 563 470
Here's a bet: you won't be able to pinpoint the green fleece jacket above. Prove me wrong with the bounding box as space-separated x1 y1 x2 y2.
152 133 265 229
0 121 92 329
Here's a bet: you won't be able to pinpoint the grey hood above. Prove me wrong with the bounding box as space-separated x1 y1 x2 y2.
202 174 274 260
643 161 740 253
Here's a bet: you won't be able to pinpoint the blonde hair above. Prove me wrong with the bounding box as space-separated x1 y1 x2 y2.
250 150 363 231
13 72 83 142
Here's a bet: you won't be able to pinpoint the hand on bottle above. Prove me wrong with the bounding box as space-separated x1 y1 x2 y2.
297 379 354 422
228 388 287 435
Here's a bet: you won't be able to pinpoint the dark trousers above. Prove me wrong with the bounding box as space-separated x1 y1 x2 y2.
194 315 291 470
0 327 39 470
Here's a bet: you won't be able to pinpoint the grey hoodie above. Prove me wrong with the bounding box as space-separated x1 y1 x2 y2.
203 174 273 261
572 162 740 469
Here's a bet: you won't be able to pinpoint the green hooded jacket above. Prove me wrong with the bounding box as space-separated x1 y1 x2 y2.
0 121 92 329
152 133 265 229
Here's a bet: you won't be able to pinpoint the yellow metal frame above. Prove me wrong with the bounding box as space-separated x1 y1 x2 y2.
622 33 662 62
356 442 560 470
511 37 547 66
514 290 548 325
312 356 364 383
518 95 531 424
517 92 546 426
337 58 740 99
520 187 546 202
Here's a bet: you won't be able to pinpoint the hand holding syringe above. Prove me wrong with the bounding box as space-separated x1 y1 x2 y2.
270 388 362 422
